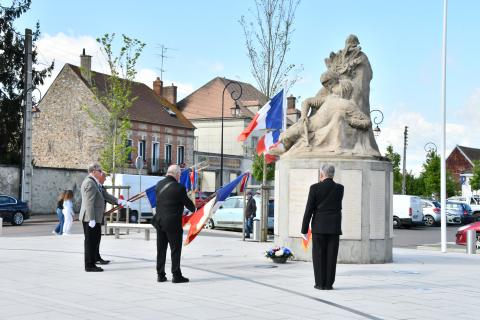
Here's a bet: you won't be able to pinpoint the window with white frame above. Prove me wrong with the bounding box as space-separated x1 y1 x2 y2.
138 140 146 160
165 144 172 164
177 146 184 164
152 142 159 167
126 139 133 161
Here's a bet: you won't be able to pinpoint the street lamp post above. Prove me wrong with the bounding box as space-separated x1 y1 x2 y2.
424 142 438 154
220 80 242 186
370 109 384 137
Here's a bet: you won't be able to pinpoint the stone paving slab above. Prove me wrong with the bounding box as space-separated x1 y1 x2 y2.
1 231 480 320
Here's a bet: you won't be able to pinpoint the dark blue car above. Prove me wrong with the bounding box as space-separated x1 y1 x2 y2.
0 194 30 225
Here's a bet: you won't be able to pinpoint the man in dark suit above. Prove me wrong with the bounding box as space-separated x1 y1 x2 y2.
152 164 196 283
96 171 119 265
244 192 256 238
301 164 344 290
79 163 130 272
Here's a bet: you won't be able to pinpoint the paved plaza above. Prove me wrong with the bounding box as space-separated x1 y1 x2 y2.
1 229 479 320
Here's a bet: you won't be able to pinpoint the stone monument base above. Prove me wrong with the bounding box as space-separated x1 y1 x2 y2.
273 157 393 264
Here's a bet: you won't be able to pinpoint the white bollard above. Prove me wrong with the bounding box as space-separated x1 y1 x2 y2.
0 217 3 235
466 229 477 254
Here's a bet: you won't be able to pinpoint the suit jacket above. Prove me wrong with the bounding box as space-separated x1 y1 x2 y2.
246 197 256 218
152 175 196 233
79 176 118 223
301 178 344 235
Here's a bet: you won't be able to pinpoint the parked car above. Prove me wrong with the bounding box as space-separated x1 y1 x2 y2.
455 221 480 248
0 194 30 226
207 195 274 230
446 201 474 225
393 195 424 228
421 199 441 227
448 196 480 220
195 192 209 209
421 199 461 226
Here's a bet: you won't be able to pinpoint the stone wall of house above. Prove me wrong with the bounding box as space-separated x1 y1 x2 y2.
32 64 105 170
0 165 20 197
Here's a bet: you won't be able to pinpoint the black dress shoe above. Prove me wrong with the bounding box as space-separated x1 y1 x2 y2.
314 285 325 290
96 259 110 265
172 276 189 283
157 275 167 282
325 286 333 290
85 266 104 272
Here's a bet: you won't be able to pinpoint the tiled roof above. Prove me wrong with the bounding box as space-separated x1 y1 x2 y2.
457 145 480 163
68 64 194 129
177 77 268 120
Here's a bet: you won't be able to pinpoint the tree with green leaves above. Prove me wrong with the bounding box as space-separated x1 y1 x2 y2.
470 160 480 192
84 33 145 183
0 0 54 164
385 145 402 194
252 154 275 182
420 150 458 198
240 0 302 99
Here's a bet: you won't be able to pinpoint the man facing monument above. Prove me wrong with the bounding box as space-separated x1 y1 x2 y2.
301 164 344 290
152 164 196 283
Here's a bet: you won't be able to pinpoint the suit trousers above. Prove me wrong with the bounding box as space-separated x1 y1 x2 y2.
83 222 101 268
312 233 340 288
156 228 183 277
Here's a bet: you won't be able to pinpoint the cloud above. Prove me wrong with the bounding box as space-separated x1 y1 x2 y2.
376 94 480 175
34 32 106 98
35 33 194 101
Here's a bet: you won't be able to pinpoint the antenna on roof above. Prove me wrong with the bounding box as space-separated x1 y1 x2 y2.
155 44 178 81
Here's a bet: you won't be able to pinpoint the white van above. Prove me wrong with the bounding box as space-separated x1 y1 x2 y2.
392 195 424 228
104 173 164 222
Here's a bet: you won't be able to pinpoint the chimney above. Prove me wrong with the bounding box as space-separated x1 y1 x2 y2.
162 83 177 105
287 95 296 110
80 48 92 84
153 77 163 96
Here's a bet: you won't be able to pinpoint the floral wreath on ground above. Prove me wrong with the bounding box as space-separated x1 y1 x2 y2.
265 246 294 262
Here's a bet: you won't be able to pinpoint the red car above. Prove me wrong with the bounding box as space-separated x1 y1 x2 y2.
455 221 480 246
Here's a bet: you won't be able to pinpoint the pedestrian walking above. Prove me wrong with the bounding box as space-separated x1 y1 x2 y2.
52 190 65 235
62 190 75 235
301 164 344 290
244 192 256 238
152 164 196 283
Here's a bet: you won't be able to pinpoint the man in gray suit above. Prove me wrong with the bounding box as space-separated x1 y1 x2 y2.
79 163 129 272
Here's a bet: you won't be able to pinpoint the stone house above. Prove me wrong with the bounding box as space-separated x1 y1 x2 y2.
177 77 300 191
33 50 195 175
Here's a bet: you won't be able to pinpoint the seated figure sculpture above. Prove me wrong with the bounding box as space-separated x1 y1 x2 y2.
270 35 381 158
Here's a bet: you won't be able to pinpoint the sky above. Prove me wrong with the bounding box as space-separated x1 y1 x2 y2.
12 0 480 174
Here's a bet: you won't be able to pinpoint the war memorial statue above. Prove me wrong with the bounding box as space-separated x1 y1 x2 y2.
273 35 392 264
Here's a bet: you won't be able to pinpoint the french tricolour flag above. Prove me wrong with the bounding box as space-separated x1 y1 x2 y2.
237 89 286 141
183 172 249 245
256 129 281 155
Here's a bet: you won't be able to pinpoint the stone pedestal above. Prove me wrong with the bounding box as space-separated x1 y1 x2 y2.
274 157 393 264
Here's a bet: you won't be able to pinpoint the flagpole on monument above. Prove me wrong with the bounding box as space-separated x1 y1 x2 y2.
261 131 269 242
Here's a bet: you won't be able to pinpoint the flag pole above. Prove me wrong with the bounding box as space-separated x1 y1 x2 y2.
440 0 448 253
261 131 269 242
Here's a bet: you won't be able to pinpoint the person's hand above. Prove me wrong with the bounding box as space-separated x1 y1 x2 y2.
89 220 96 228
118 199 132 208
301 233 308 241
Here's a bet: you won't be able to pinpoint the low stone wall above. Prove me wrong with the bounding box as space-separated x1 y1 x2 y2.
0 165 20 198
0 165 87 214
31 167 87 214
